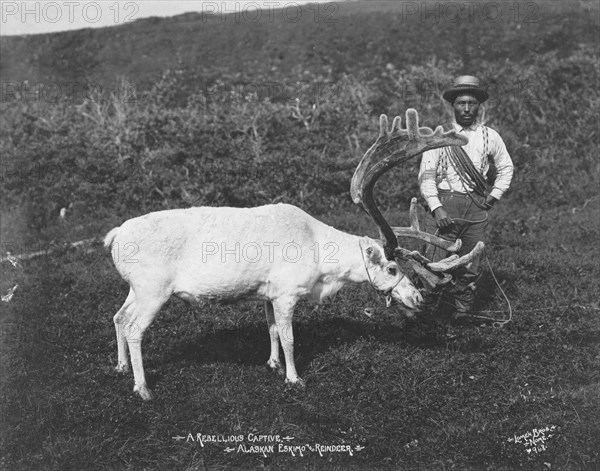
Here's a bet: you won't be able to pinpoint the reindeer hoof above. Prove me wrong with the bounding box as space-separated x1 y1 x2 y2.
115 363 129 373
266 360 285 377
285 377 306 389
134 384 154 401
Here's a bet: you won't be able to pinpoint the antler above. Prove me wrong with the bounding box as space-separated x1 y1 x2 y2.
392 198 462 253
395 240 485 291
351 110 467 260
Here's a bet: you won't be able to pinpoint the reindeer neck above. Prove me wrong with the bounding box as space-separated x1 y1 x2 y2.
319 231 371 286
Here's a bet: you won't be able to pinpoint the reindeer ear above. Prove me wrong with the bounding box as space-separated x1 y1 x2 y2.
365 245 381 264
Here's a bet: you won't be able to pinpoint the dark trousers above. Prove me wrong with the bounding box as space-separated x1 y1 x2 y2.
423 191 488 313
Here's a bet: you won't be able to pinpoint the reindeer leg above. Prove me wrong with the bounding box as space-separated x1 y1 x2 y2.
272 297 304 387
124 289 168 401
265 301 284 376
113 288 135 373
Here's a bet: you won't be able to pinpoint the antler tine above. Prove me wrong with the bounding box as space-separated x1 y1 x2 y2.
405 108 419 140
409 197 420 231
391 198 462 253
427 241 485 272
390 115 402 134
351 109 467 260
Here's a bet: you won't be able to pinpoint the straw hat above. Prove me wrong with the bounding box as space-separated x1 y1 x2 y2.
443 75 489 103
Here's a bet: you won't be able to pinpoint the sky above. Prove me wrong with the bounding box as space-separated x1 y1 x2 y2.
0 0 338 35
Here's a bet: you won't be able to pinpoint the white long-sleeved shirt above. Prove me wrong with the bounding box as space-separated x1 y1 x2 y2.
418 122 514 212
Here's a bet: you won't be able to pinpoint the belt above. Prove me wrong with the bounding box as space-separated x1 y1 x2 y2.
438 189 475 197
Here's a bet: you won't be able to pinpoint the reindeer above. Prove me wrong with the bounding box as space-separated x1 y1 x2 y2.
104 109 483 400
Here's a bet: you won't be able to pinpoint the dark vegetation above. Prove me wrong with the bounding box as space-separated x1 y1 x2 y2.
0 1 598 469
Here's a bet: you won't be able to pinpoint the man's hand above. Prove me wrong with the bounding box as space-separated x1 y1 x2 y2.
484 196 497 209
433 207 453 229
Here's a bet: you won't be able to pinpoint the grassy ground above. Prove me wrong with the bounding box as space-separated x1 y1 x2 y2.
1 200 598 470
1 1 598 469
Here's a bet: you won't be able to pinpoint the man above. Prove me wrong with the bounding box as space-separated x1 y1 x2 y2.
418 75 514 319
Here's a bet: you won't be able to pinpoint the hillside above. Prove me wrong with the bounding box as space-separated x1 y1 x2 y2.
1 1 597 95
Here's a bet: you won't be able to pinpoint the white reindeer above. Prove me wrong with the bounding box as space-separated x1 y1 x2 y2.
104 110 482 400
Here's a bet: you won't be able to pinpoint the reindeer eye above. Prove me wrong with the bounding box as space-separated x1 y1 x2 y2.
387 266 397 276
